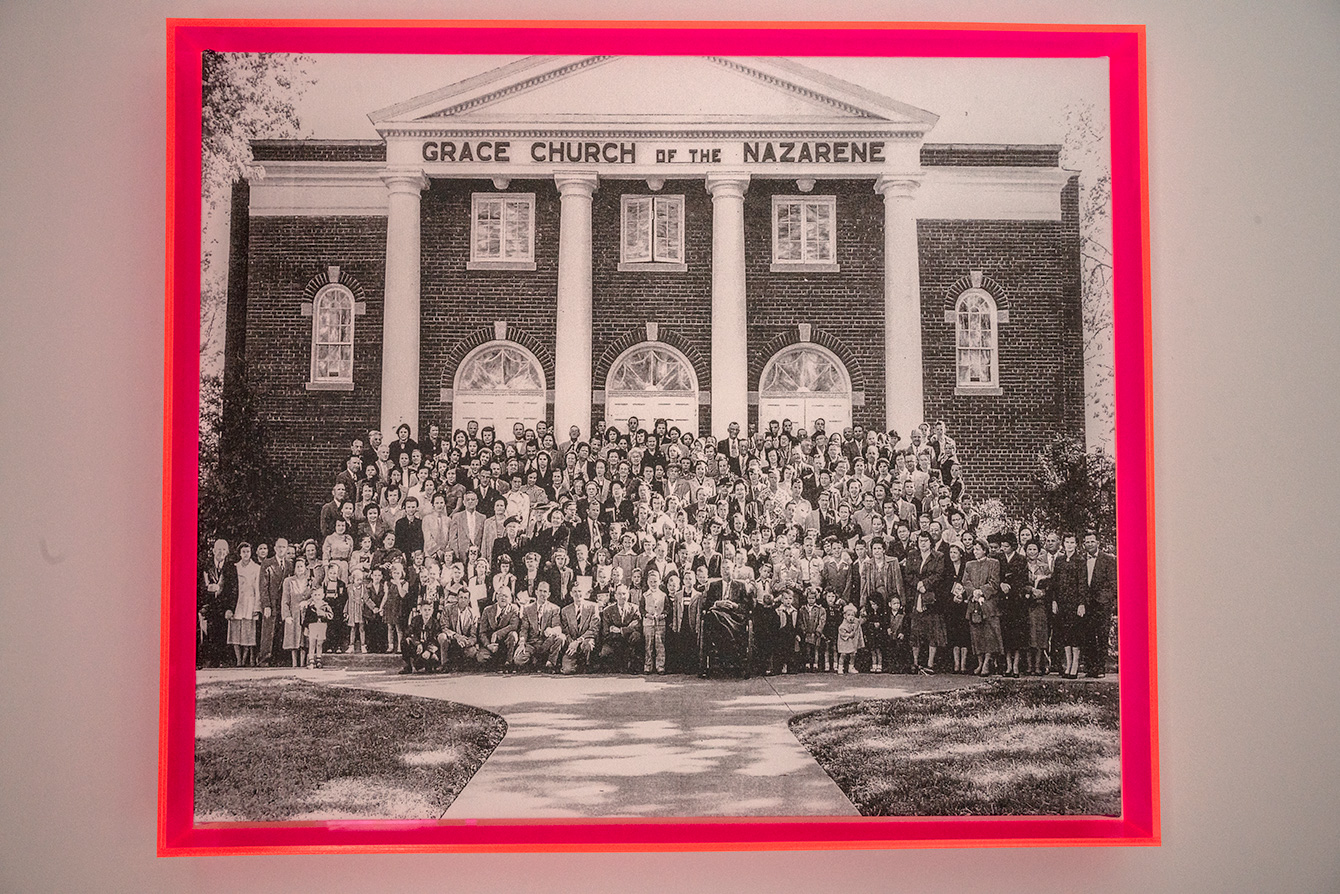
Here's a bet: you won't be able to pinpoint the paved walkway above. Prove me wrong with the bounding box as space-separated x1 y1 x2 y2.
199 663 983 818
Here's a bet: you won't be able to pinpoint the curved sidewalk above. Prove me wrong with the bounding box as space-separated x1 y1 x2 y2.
205 665 983 818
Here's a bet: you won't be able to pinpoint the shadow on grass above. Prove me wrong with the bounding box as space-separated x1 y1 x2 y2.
194 678 506 822
789 680 1121 817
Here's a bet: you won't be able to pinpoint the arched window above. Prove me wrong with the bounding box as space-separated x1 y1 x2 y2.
955 289 999 389
605 343 699 437
758 343 852 433
452 341 547 434
310 284 355 383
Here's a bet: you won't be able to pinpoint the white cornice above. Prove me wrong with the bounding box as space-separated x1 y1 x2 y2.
370 55 939 135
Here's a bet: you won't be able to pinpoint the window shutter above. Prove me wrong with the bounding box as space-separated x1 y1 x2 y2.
652 197 682 262
623 197 652 263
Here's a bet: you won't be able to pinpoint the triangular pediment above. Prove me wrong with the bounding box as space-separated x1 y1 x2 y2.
370 55 938 131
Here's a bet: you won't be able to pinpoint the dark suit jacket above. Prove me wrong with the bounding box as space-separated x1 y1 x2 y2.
1082 552 1118 608
906 549 946 612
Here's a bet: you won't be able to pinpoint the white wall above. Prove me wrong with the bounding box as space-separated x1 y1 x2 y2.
2 1 1339 891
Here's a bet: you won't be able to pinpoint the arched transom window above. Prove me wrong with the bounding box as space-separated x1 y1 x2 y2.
452 341 547 434
606 343 699 436
955 289 999 389
758 344 853 433
310 284 355 383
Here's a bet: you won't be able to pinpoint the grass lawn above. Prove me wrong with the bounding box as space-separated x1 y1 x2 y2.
195 678 506 822
789 680 1121 817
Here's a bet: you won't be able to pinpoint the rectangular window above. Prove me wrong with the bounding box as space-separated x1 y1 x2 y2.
771 195 838 271
469 193 535 270
620 195 685 270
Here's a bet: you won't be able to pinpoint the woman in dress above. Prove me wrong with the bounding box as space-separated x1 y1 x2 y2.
322 516 354 584
1023 539 1052 675
227 542 262 667
280 556 311 666
944 542 971 673
963 539 1003 676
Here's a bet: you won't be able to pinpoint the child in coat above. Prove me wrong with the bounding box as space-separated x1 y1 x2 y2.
836 602 865 675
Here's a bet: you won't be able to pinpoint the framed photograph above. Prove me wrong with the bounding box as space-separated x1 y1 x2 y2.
163 19 1156 854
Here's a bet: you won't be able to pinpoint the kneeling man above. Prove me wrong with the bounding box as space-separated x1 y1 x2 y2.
513 582 565 672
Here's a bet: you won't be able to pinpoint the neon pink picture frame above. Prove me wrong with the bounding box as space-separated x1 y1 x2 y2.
163 18 1156 854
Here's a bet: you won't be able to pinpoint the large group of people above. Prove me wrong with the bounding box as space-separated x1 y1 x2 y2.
197 415 1117 681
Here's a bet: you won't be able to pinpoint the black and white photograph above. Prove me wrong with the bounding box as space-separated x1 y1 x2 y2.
194 51 1121 823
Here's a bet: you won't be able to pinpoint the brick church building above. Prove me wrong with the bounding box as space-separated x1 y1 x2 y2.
222 55 1086 507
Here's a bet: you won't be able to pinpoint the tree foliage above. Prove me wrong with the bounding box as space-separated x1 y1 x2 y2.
200 52 313 372
1020 435 1117 547
198 372 304 553
200 51 311 213
1060 101 1116 452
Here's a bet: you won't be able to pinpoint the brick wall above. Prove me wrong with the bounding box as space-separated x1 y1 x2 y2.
242 215 388 512
251 140 386 163
591 180 714 434
917 175 1085 505
231 162 1085 513
419 178 560 431
743 179 887 432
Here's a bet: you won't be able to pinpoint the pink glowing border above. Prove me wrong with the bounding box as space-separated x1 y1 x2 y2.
163 19 1155 854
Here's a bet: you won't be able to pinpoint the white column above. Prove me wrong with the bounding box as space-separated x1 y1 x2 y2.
380 168 429 441
876 174 924 442
706 172 750 440
553 172 598 439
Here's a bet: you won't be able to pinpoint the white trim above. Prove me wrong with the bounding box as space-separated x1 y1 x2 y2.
759 342 853 397
450 340 549 432
470 192 536 265
918 166 1073 221
954 288 1001 391
604 342 701 436
620 194 685 266
770 194 838 268
309 283 356 386
248 162 389 217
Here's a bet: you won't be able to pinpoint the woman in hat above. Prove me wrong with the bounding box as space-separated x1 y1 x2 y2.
964 539 1003 676
944 542 972 673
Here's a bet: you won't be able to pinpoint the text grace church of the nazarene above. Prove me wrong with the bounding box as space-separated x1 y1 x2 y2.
222 55 1086 506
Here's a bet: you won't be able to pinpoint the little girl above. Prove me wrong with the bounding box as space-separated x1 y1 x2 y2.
836 602 865 675
346 559 369 654
299 572 335 668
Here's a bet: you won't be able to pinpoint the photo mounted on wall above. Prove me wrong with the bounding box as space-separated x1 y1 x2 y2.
165 20 1156 853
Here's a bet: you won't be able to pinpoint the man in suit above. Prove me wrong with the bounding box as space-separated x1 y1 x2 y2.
514 581 564 672
598 584 643 673
198 538 235 668
476 585 520 670
446 490 488 567
559 588 601 674
717 421 747 477
440 589 480 671
319 482 349 539
1080 532 1118 678
571 500 604 558
258 537 293 666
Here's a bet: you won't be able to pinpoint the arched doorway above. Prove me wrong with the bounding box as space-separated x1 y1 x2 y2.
758 343 853 433
451 341 547 434
605 342 699 437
